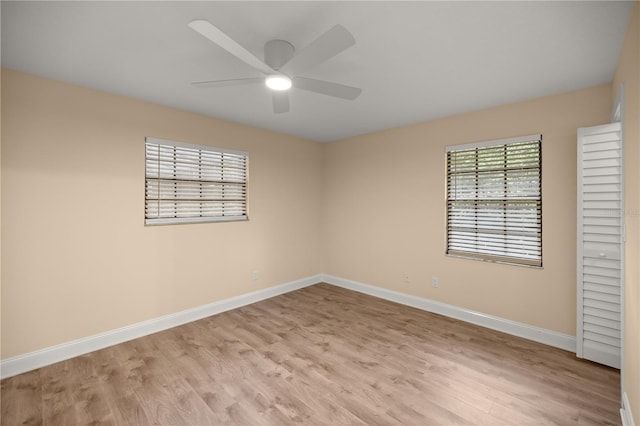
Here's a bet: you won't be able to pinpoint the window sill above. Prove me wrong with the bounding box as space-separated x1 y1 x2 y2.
145 216 249 226
446 254 543 269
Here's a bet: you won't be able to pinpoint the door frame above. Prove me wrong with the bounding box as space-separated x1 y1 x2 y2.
612 84 625 402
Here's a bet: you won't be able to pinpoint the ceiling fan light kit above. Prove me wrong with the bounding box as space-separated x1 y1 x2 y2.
265 75 292 91
189 19 361 114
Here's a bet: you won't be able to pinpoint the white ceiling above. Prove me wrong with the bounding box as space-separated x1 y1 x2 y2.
1 1 633 142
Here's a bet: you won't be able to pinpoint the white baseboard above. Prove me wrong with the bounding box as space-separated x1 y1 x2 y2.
621 392 636 426
322 274 576 352
0 273 579 379
0 274 322 380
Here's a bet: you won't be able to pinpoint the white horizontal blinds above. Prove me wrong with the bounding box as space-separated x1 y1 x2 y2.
447 136 542 267
145 138 248 225
577 122 622 368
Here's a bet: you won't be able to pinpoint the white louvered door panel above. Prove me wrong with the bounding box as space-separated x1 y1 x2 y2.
577 122 623 369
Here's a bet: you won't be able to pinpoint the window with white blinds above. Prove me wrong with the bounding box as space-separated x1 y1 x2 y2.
446 135 542 267
145 137 248 225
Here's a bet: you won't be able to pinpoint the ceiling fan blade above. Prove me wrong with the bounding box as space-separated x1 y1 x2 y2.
192 78 264 88
272 92 290 114
280 25 355 75
188 19 275 75
293 77 362 100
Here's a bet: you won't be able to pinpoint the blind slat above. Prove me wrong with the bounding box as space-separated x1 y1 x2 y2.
447 138 542 266
145 138 248 225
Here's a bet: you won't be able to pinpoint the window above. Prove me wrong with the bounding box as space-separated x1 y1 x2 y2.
145 137 248 225
446 135 542 267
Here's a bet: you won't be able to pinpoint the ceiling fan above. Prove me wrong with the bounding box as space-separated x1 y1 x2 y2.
188 20 362 114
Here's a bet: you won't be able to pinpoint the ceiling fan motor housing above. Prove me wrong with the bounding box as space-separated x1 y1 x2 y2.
264 40 294 71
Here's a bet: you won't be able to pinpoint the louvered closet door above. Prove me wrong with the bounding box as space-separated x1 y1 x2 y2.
577 122 623 369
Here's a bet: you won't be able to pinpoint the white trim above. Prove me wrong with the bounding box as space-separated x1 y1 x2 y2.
445 133 541 152
322 274 576 352
612 84 624 122
0 274 321 379
576 126 586 359
0 273 580 379
145 136 248 157
613 83 626 400
620 392 635 426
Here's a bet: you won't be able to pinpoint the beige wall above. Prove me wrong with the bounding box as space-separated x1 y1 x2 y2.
1 51 632 411
323 84 612 336
1 69 324 358
614 2 640 421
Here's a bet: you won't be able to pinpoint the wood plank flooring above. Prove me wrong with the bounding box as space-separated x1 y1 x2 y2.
1 283 620 425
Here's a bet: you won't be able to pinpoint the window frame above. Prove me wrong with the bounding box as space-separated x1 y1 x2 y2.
144 137 248 226
445 134 542 268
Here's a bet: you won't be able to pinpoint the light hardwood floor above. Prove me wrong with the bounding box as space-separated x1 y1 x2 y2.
1 283 620 425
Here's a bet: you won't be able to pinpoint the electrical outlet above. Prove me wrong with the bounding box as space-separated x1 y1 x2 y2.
252 271 259 281
403 272 410 284
432 277 440 288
